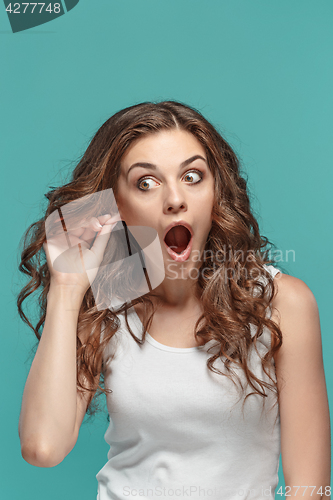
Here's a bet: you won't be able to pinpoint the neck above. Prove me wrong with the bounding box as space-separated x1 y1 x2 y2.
150 274 201 310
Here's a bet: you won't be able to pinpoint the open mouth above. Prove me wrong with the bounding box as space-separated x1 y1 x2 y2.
164 225 192 257
164 225 191 254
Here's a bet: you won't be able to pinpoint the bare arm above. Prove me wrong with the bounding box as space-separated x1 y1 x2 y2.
18 212 120 467
18 285 98 467
273 274 331 499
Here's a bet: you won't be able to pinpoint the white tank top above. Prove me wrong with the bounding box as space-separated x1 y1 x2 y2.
96 264 281 500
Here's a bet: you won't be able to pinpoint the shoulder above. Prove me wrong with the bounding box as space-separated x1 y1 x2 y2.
270 271 322 368
271 271 318 316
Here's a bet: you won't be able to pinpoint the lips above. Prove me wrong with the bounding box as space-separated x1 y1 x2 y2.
163 221 193 262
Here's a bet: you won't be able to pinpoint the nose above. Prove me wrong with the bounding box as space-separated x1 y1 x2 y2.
163 184 188 214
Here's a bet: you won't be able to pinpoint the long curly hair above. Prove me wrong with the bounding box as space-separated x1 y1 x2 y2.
17 100 284 422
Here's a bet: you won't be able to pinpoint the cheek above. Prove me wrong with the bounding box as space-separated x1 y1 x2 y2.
115 185 137 220
195 200 214 237
115 196 134 223
194 189 214 217
116 197 155 227
196 179 215 203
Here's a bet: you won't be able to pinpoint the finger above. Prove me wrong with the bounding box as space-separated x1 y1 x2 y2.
69 215 113 232
52 214 120 230
82 215 120 236
95 213 121 226
79 217 102 241
87 217 103 232
69 226 86 237
102 213 122 225
97 214 112 225
90 221 118 260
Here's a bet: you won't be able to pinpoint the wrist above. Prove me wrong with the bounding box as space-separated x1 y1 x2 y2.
47 283 86 309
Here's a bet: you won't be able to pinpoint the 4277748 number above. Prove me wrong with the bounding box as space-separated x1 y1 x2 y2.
5 3 61 14
276 486 331 497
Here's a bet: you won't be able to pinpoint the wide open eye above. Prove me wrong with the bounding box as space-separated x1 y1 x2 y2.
137 177 159 191
183 170 203 184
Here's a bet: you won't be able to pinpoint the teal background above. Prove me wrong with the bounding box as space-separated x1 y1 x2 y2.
1 0 332 498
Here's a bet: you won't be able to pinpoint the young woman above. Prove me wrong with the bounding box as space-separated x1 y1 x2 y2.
18 101 331 500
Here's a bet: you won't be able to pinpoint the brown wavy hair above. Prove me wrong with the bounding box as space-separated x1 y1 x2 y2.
17 100 284 423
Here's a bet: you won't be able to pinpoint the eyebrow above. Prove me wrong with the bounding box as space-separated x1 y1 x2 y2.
126 154 207 178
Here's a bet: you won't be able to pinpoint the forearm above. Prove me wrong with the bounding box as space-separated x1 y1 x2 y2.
19 285 84 466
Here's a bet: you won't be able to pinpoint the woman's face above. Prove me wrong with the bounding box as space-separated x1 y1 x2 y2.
115 128 215 277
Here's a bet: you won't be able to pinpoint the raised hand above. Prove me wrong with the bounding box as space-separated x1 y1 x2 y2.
43 213 121 294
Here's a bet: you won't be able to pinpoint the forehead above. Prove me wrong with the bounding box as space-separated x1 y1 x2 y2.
120 129 206 170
